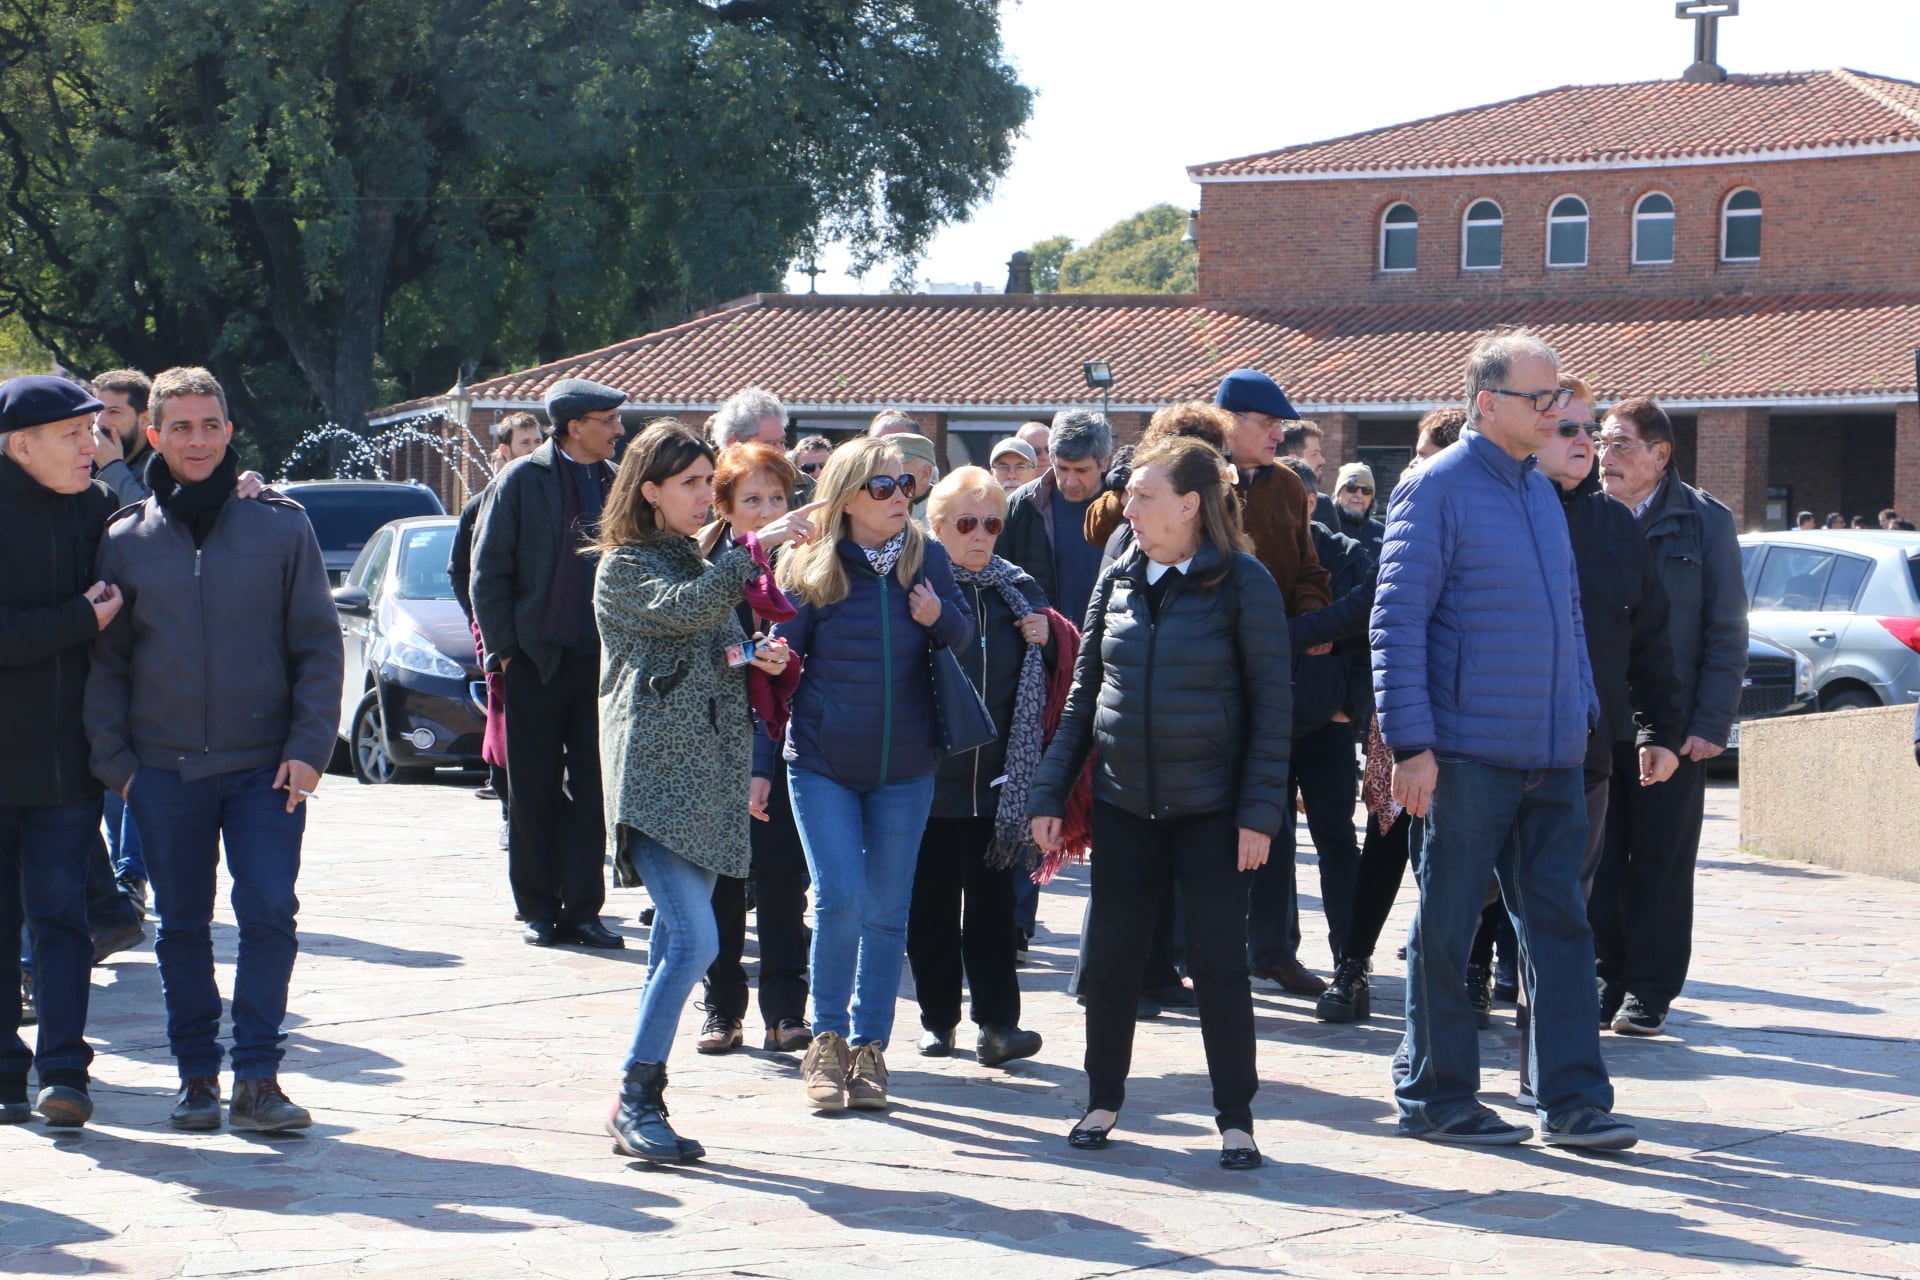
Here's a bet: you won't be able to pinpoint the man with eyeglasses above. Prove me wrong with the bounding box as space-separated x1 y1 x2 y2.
1374 327 1634 1149
1591 396 1746 1038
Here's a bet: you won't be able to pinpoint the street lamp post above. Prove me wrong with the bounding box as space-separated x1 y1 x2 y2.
1082 360 1115 423
446 372 476 503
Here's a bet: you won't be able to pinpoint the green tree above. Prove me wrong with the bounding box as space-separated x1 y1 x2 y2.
1024 235 1073 292
0 0 1031 467
1058 204 1196 294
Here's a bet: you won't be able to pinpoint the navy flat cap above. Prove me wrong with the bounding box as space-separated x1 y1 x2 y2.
0 374 104 435
1214 369 1299 421
543 378 626 429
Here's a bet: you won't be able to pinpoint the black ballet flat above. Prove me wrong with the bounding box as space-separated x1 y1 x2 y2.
1219 1145 1262 1170
1067 1116 1115 1150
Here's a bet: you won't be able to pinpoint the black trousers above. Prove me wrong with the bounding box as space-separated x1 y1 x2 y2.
704 767 811 1026
1342 810 1413 964
1082 800 1257 1134
1291 719 1360 960
907 816 1022 1031
502 650 606 928
1590 744 1706 1011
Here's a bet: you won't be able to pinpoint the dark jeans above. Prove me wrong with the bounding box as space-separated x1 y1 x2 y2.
1591 745 1706 1012
1083 800 1257 1135
503 650 606 928
1397 760 1611 1131
127 767 304 1081
908 816 1022 1031
488 764 510 825
1342 810 1414 964
1247 719 1359 966
103 790 148 885
704 767 811 1027
0 797 100 1081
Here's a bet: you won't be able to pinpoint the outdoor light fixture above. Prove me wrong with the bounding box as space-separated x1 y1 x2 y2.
1183 210 1198 244
1082 361 1114 390
446 373 474 431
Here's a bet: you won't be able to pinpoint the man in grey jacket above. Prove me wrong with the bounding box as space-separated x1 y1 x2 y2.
1593 396 1746 1037
86 366 343 1133
470 378 626 949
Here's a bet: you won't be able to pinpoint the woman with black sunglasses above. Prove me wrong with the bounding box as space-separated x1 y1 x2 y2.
907 466 1063 1069
773 438 973 1113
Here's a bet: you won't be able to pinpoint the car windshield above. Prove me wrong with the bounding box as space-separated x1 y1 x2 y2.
395 525 458 600
294 488 444 555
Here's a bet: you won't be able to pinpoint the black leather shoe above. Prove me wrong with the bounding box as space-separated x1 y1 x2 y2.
1067 1114 1115 1150
523 919 559 947
917 1027 954 1057
976 1025 1042 1067
1219 1145 1263 1170
607 1062 695 1163
1144 983 1197 1008
169 1076 223 1131
560 920 626 949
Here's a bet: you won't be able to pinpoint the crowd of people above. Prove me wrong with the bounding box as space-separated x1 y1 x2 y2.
4 324 1766 1169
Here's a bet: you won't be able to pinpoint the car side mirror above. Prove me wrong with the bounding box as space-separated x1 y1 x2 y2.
333 585 371 615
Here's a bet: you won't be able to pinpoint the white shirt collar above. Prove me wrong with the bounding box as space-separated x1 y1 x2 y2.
1145 556 1193 584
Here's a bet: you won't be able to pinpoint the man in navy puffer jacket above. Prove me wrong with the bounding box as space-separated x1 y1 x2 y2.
1372 328 1633 1151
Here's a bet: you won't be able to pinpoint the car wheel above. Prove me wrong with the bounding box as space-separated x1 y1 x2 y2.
351 690 429 785
1820 688 1878 713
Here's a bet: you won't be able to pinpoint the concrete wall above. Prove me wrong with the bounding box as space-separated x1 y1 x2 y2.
1740 704 1920 882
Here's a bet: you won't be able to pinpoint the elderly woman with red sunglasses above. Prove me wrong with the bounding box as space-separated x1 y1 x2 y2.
906 466 1060 1070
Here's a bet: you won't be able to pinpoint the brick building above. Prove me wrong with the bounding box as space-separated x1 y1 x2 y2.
376 66 1920 529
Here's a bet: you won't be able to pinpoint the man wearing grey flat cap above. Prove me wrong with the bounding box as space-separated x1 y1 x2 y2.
471 377 628 949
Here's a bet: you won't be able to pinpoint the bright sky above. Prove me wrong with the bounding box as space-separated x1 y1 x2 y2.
784 0 1920 294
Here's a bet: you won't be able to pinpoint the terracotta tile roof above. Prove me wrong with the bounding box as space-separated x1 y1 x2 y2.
373 290 1920 421
1190 69 1920 178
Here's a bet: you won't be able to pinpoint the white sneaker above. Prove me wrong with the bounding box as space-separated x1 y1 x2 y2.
497 822 511 851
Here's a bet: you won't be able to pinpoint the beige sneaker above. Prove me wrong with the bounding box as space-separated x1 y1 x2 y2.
847 1042 889 1110
802 1030 850 1110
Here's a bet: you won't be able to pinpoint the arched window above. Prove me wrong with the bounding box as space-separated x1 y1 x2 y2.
1380 203 1417 272
1633 192 1675 264
1547 196 1588 267
1462 199 1503 270
1721 189 1762 262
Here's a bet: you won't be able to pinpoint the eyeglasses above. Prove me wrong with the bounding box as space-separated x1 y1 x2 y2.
1489 387 1574 413
1554 419 1599 438
1593 435 1648 454
798 462 821 475
862 473 918 501
1341 484 1374 495
952 514 1003 536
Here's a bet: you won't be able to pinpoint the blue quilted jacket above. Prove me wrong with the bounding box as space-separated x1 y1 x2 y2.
775 537 973 791
1369 428 1599 770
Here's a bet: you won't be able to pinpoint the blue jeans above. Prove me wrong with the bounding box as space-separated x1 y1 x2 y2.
0 798 101 1081
127 766 305 1081
1397 759 1612 1132
787 767 935 1047
624 835 719 1068
103 790 148 885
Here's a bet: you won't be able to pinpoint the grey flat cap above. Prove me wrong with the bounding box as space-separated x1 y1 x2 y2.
544 378 625 429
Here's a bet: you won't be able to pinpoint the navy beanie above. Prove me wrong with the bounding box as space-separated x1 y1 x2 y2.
1214 368 1299 420
0 375 104 436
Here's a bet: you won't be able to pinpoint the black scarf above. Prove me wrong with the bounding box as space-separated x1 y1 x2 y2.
146 449 239 547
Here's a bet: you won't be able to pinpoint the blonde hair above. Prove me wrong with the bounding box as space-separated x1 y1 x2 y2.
926 465 1008 527
778 438 926 606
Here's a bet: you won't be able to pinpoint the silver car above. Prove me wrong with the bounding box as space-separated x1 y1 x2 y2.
1738 531 1920 712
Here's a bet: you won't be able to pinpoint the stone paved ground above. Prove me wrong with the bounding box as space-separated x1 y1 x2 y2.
4 778 1918 1279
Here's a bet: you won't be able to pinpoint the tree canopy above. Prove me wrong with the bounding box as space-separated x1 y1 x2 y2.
1025 204 1197 296
0 0 1031 466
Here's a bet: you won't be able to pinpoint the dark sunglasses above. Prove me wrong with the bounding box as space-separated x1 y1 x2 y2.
1554 419 1600 438
952 514 1003 536
1341 483 1374 495
863 473 917 501
799 462 822 475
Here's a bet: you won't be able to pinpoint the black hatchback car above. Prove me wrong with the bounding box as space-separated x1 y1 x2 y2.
283 480 445 585
330 516 485 783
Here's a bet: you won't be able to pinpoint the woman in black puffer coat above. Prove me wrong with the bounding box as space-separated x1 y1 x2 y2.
1030 436 1291 1171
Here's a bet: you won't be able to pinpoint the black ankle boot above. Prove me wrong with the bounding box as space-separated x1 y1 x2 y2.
1466 963 1494 1030
607 1062 698 1163
1315 956 1372 1023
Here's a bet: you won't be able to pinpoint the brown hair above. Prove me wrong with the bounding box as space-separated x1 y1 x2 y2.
1604 395 1675 465
1131 435 1251 588
1416 406 1466 450
594 418 713 550
713 441 798 515
492 411 541 449
149 366 228 426
1279 420 1323 454
91 368 151 414
1142 401 1232 454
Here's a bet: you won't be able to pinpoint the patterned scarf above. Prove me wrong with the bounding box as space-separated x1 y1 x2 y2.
862 529 907 577
952 555 1049 870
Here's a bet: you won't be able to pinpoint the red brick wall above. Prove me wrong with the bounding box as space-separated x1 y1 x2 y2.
1898 404 1920 522
1695 407 1770 532
1198 153 1920 308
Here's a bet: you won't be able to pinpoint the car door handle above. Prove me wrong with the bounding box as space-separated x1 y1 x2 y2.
1808 628 1836 642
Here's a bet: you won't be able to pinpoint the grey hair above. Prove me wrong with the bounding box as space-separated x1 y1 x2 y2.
1048 408 1113 466
1463 328 1560 424
711 386 788 446
790 434 832 458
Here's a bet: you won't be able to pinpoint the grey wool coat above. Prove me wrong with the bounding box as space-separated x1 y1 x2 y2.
596 534 761 879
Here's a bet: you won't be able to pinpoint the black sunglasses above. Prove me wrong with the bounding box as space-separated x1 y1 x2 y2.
863 473 917 501
1554 419 1600 438
1341 483 1374 495
799 462 822 475
953 514 1003 536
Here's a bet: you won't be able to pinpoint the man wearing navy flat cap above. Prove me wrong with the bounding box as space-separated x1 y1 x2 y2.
471 377 629 949
0 374 121 1128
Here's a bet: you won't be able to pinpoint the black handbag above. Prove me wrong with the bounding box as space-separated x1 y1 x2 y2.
929 641 998 757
